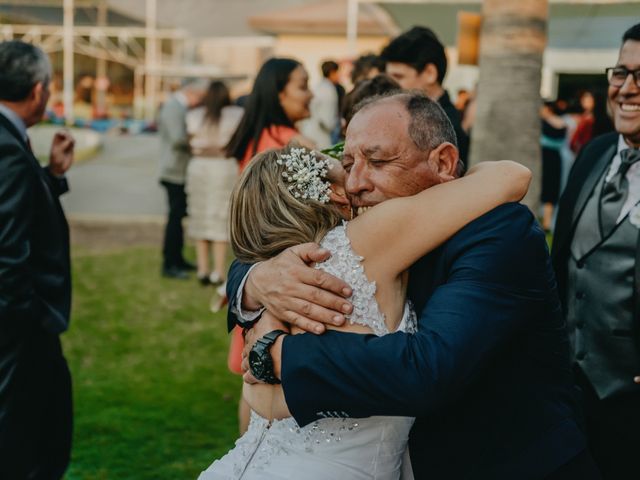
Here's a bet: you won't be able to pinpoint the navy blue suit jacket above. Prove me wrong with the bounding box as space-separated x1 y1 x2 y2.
227 203 585 479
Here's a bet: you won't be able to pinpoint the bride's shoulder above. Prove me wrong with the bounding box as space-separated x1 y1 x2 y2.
319 221 351 250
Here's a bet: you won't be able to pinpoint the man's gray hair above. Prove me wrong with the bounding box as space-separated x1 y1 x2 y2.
354 91 458 149
353 91 463 175
0 41 52 102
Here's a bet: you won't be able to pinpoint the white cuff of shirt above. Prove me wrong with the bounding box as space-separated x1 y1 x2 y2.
233 263 266 323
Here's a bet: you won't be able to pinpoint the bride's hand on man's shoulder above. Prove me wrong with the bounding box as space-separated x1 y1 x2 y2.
463 160 531 201
246 243 354 334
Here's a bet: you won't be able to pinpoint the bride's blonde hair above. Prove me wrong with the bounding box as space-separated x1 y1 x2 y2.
230 147 345 263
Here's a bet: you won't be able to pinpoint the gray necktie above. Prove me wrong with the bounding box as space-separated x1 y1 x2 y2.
600 148 640 235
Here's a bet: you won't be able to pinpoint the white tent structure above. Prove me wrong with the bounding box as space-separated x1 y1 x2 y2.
0 0 245 122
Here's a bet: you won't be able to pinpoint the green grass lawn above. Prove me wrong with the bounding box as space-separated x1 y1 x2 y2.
63 246 240 479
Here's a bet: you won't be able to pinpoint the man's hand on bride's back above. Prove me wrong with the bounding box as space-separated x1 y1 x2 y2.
244 243 353 334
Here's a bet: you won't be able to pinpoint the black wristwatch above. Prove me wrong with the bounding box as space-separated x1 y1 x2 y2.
249 329 287 384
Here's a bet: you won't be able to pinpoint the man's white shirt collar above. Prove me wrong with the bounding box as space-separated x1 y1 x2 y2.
606 134 640 223
0 103 28 142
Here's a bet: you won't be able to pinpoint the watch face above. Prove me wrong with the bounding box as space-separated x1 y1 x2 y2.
249 350 264 378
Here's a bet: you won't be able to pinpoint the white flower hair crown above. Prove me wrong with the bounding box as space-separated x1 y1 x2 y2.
276 147 332 204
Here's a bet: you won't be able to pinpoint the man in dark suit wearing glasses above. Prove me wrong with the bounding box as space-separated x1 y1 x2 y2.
553 23 640 478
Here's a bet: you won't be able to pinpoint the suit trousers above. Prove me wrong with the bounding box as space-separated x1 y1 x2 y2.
575 366 640 479
0 328 73 480
544 449 601 480
161 180 188 269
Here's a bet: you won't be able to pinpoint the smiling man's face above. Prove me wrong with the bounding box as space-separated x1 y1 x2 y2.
608 40 640 147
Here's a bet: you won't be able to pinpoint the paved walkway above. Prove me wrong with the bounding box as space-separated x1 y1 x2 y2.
61 133 166 222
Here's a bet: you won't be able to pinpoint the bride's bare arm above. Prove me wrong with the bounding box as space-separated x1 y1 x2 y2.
347 161 531 278
242 383 291 420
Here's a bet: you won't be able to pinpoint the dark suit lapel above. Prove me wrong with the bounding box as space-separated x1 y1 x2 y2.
0 112 63 209
571 143 616 227
0 111 29 150
635 230 640 350
554 145 609 256
554 142 616 257
0 111 42 170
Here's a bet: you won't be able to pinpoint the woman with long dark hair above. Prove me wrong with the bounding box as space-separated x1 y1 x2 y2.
185 81 242 285
226 57 314 171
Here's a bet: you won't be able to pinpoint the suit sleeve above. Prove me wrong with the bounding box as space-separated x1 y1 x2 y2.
0 144 42 344
226 259 253 332
42 166 70 197
281 204 557 426
456 124 470 166
161 102 190 154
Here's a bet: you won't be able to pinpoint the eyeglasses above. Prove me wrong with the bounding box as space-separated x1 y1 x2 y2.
606 67 640 88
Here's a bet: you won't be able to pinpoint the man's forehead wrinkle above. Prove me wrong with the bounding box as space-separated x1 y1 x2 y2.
362 145 383 156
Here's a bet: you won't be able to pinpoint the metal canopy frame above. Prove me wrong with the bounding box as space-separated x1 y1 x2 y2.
0 0 198 122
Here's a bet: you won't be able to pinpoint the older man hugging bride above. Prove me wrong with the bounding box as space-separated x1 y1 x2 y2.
200 92 595 480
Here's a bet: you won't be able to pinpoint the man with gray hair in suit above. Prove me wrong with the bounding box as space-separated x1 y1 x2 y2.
553 23 640 478
0 40 75 479
158 79 207 279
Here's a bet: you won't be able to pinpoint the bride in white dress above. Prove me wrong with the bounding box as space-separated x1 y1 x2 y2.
199 147 530 479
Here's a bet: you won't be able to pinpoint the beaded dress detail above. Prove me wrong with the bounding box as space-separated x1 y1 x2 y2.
199 224 416 480
317 222 417 336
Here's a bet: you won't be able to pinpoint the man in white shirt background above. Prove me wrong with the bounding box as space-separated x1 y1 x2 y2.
301 60 341 150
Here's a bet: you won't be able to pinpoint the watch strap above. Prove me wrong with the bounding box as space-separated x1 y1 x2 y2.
250 329 287 384
261 329 287 345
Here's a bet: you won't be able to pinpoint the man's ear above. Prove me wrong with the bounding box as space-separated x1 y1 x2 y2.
418 63 438 86
329 183 350 207
31 82 44 104
429 142 459 181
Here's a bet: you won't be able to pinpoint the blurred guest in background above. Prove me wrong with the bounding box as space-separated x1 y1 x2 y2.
571 90 614 154
540 101 567 231
185 81 242 286
226 57 314 172
332 62 346 144
350 53 386 86
553 23 640 478
0 40 75 480
301 60 340 149
461 88 477 135
558 98 584 194
158 78 208 279
455 88 470 113
341 73 400 130
381 26 469 166
569 91 594 154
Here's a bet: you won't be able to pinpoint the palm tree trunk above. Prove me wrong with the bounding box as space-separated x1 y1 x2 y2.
469 0 548 212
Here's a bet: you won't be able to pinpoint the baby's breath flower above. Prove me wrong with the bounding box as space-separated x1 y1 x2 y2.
276 148 332 204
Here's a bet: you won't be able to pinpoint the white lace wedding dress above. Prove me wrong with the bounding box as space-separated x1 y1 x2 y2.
199 224 417 479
